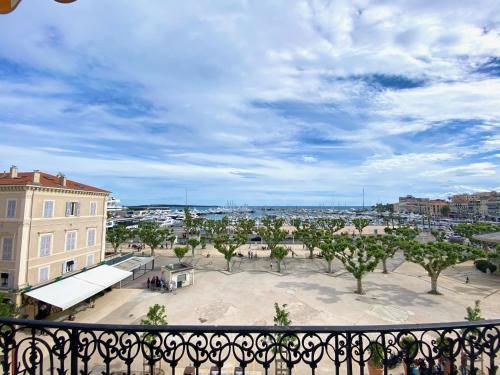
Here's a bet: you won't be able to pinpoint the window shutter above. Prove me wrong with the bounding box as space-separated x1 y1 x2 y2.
40 235 51 256
65 202 71 216
39 267 49 282
87 229 95 246
7 200 16 217
44 201 53 218
76 202 81 216
2 238 13 260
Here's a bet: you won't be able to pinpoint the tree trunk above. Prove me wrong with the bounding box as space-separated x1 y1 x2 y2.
151 247 155 257
192 247 195 257
309 248 314 259
327 260 332 273
382 258 388 274
429 274 440 294
277 260 281 273
355 277 365 294
227 259 232 272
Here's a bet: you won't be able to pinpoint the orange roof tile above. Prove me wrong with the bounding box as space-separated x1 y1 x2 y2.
0 171 109 193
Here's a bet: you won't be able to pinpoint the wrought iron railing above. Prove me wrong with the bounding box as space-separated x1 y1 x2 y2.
0 318 498 375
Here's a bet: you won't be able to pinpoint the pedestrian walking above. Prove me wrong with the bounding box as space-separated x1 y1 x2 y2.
147 277 150 289
465 276 469 284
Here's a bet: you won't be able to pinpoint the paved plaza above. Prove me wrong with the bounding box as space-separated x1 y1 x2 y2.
76 245 500 326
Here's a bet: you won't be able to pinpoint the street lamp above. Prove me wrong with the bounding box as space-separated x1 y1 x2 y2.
0 0 77 14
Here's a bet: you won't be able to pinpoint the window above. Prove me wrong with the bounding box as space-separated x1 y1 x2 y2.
90 201 97 216
6 200 16 218
87 228 96 246
86 254 94 267
43 200 54 218
39 234 52 257
65 202 80 217
39 266 50 283
2 238 13 261
0 272 9 288
65 231 77 251
63 260 75 274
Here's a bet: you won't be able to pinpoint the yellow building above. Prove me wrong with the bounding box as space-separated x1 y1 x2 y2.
0 166 109 303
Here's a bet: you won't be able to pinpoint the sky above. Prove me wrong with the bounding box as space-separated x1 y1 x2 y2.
0 0 499 206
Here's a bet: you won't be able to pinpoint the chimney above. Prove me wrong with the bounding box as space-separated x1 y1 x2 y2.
9 165 18 178
33 170 40 184
57 172 67 187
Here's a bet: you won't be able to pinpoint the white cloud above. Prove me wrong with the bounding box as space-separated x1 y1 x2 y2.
302 156 318 163
0 0 499 204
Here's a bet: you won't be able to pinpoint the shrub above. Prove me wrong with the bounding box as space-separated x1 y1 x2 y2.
368 342 385 369
399 336 418 359
474 259 497 273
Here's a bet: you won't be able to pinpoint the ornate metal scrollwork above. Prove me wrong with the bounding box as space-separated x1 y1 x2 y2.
0 318 498 375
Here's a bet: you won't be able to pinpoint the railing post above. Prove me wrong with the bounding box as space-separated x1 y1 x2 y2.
346 332 353 375
70 327 79 374
381 333 388 375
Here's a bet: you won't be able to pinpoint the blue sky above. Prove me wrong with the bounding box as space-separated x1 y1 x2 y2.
0 1 499 206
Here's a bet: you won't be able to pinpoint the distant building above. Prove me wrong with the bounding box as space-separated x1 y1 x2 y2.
429 199 448 216
485 194 499 220
0 166 109 305
396 195 430 215
450 191 498 219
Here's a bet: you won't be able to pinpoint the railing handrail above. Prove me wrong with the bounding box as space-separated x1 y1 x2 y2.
1 317 499 333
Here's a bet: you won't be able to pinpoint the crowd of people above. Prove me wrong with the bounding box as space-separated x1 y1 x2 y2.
146 275 176 293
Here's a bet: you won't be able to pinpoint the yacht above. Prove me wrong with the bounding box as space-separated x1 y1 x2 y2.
107 196 124 212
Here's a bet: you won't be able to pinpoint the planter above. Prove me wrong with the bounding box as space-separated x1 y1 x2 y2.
404 363 418 375
439 358 451 375
367 362 383 375
436 336 456 375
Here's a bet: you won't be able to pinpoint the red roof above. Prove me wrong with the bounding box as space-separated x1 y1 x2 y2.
0 171 109 193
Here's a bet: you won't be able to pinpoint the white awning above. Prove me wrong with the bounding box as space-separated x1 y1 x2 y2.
74 265 133 287
113 256 154 272
25 265 132 310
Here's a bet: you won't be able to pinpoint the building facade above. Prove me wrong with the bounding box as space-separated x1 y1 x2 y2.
0 166 109 303
429 199 448 216
396 195 430 214
450 192 499 219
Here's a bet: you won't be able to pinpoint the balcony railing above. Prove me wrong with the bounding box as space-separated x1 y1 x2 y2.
0 318 499 375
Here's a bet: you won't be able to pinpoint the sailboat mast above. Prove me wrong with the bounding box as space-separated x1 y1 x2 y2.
362 187 365 210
